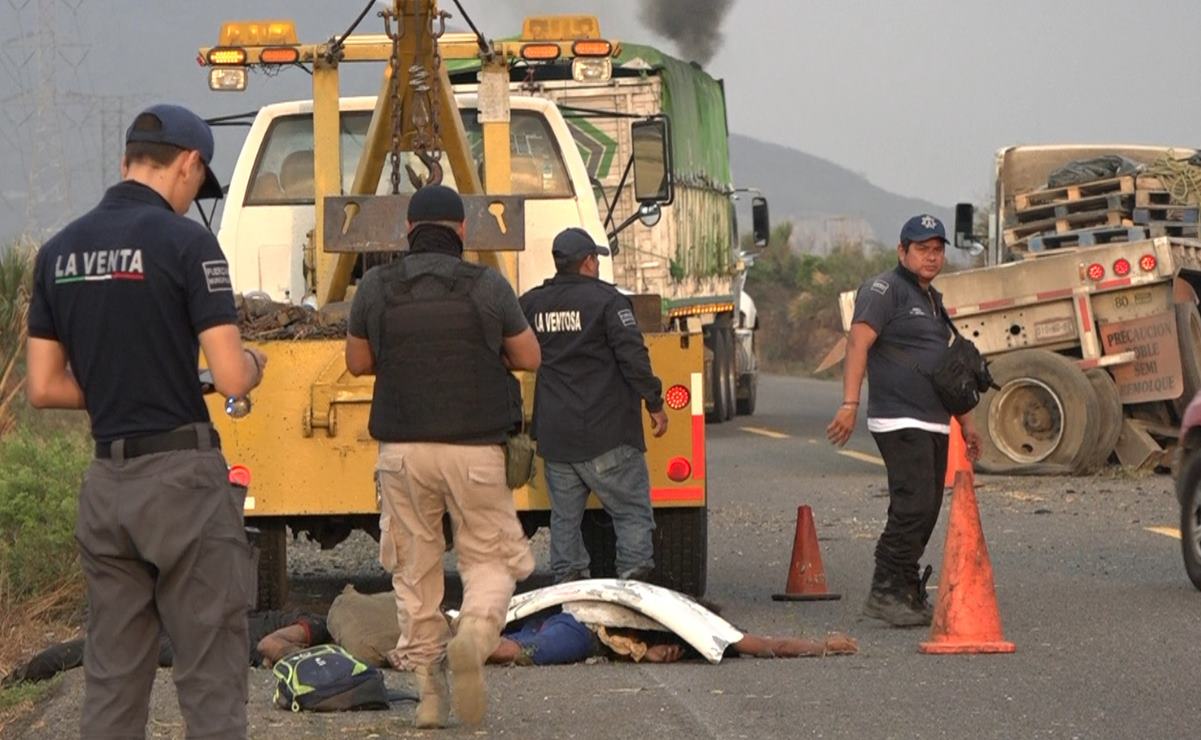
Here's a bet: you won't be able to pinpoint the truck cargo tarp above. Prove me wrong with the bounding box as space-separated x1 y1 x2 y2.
1046 155 1141 188
448 43 732 190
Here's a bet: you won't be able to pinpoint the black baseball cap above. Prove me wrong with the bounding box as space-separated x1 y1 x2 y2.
125 104 222 200
899 214 949 245
552 227 611 262
407 184 465 223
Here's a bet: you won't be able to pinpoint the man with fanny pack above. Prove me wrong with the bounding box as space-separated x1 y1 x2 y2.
26 104 266 738
826 214 982 628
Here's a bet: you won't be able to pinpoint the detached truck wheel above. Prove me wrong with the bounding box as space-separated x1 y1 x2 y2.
978 349 1100 474
1175 450 1201 591
248 520 289 610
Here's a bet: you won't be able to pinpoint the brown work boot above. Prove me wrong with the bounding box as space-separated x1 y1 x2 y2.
414 661 450 729
447 617 493 726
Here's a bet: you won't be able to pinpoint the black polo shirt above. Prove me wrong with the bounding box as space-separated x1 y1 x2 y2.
852 263 952 430
27 181 238 443
519 274 664 463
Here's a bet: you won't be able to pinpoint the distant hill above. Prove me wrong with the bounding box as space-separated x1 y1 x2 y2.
729 134 953 252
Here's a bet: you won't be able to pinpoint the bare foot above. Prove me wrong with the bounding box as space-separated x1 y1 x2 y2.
643 643 683 663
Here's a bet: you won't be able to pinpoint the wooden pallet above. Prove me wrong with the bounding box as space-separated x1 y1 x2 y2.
1009 192 1132 226
1148 222 1201 238
1013 175 1135 210
1135 189 1175 207
1004 210 1132 243
1133 205 1199 224
1028 226 1148 253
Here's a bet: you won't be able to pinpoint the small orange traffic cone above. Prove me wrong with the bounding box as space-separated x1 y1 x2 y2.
772 505 841 601
945 417 971 488
919 471 1015 654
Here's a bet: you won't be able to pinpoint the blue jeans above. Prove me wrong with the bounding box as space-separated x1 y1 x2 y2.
543 444 655 578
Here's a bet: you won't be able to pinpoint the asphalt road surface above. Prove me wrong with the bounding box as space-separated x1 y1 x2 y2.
16 374 1199 739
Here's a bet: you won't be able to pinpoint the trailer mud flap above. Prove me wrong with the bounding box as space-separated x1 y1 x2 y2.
1098 311 1183 403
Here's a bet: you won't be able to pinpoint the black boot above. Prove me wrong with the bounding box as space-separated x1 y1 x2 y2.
863 570 928 628
908 565 934 625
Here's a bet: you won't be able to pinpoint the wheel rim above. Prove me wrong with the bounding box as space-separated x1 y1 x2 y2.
988 377 1066 463
1188 486 1201 564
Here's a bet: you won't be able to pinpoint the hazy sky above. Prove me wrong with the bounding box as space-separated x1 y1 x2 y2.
3 0 1201 241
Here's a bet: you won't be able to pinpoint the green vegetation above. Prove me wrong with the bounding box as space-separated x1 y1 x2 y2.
0 240 90 616
745 222 896 374
0 420 91 605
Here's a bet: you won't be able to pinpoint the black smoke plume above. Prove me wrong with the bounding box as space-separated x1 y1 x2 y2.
639 0 734 64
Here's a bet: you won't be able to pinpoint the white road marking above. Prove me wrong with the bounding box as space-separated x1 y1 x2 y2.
740 426 790 439
837 449 886 467
1145 526 1181 540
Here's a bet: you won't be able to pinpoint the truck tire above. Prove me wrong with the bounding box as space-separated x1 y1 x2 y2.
1174 302 1201 418
652 506 708 597
248 520 289 610
736 373 758 416
720 327 737 422
1085 369 1123 472
978 349 1100 474
581 507 708 597
1174 450 1201 590
705 327 730 424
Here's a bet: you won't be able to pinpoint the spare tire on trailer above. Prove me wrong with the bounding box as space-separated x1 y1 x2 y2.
977 349 1100 474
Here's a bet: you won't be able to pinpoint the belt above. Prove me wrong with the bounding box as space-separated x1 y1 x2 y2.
95 427 221 460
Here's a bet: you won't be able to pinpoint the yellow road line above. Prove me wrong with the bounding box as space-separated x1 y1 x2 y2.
740 426 790 440
838 449 886 467
1145 526 1182 540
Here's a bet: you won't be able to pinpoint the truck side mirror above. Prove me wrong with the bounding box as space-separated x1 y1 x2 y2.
632 117 673 205
954 202 975 250
752 196 770 248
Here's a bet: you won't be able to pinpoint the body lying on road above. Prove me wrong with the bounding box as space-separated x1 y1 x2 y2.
4 580 856 685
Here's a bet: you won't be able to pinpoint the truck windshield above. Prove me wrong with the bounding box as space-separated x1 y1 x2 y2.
244 108 572 205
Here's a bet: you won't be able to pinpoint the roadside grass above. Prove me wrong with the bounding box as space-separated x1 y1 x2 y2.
0 239 91 728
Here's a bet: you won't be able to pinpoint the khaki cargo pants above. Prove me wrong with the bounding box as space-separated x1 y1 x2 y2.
376 442 534 668
76 439 252 739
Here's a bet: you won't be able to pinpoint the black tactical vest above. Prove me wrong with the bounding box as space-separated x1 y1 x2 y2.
368 259 514 443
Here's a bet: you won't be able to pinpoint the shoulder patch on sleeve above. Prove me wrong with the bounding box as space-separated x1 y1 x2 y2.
617 308 637 327
870 279 890 296
202 260 233 293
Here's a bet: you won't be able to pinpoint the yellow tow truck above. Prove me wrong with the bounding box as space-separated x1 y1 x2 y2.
197 2 710 607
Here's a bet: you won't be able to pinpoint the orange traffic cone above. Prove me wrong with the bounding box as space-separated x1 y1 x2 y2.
945 417 971 488
771 505 841 601
919 471 1016 654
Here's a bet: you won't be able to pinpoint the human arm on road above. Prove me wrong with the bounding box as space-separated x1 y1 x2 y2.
199 325 266 399
25 338 85 409
826 322 878 446
956 412 982 462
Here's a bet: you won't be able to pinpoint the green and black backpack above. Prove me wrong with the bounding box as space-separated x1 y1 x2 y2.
272 644 389 712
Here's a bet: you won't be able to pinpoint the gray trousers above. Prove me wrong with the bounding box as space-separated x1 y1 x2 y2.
76 433 252 739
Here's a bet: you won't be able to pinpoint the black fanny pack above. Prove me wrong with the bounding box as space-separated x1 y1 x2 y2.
879 307 997 416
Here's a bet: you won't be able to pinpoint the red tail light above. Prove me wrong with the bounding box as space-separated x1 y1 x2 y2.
1140 254 1158 272
228 465 252 487
1086 263 1105 281
1112 258 1131 277
666 457 692 482
664 384 691 411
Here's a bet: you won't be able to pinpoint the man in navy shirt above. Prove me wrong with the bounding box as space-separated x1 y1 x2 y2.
26 104 266 738
520 228 668 585
827 215 981 627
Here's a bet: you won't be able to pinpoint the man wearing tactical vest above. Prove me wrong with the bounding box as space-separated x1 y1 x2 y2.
345 185 540 729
